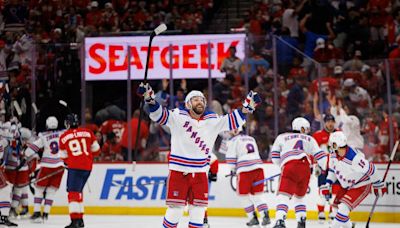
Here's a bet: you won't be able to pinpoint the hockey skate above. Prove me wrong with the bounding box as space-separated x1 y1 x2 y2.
261 211 271 226
297 217 306 228
273 219 286 228
328 212 335 222
18 207 29 218
0 216 18 226
318 212 326 224
65 219 80 228
246 212 259 227
78 218 85 228
9 208 18 219
203 217 210 228
30 212 42 223
42 212 49 222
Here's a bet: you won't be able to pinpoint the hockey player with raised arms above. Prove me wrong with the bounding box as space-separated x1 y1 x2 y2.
271 117 327 228
26 116 65 222
225 127 271 227
321 131 387 228
137 83 261 228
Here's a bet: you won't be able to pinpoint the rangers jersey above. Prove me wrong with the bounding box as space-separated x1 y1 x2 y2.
271 133 327 171
326 147 382 189
149 103 246 173
225 134 263 173
25 130 65 168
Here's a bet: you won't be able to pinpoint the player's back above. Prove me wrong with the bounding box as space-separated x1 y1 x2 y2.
226 134 263 173
272 132 321 167
39 130 65 168
59 127 99 171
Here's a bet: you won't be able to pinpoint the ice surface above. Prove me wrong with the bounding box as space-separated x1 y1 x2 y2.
14 215 399 228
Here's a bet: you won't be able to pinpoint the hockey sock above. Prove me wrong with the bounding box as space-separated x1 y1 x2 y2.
33 187 45 212
21 186 29 207
317 194 326 213
239 195 255 219
188 205 206 228
331 203 352 228
252 193 269 218
275 194 290 221
11 187 21 209
0 201 11 216
44 187 57 214
68 192 82 219
163 205 183 228
294 196 307 222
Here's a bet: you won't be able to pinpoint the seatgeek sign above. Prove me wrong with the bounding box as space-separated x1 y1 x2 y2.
84 34 245 81
41 163 400 214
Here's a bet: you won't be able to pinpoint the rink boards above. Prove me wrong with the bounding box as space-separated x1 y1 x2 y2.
32 163 400 223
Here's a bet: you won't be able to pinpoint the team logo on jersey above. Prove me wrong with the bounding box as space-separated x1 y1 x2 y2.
173 191 179 197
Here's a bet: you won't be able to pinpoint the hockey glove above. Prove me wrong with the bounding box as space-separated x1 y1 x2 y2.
319 183 332 201
373 184 388 197
208 172 217 182
242 91 261 113
137 82 155 104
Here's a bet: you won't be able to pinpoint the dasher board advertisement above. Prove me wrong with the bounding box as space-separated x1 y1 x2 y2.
84 34 246 81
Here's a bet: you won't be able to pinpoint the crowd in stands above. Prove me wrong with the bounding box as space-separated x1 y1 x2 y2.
0 0 399 162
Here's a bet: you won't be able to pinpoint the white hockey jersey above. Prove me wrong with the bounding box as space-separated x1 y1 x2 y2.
225 134 263 173
3 139 37 171
25 130 65 168
326 147 382 189
149 103 246 173
271 133 327 170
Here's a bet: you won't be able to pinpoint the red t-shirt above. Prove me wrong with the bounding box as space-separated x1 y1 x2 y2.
100 120 126 143
59 128 100 171
309 77 339 94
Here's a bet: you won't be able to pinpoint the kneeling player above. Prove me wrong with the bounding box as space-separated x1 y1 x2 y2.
320 132 387 228
226 128 270 227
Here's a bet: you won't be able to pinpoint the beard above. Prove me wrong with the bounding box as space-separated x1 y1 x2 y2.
192 105 204 115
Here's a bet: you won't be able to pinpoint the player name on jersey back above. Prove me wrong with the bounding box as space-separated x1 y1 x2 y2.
60 131 92 144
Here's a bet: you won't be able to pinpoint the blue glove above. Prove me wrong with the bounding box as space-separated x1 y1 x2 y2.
137 82 155 104
242 91 261 113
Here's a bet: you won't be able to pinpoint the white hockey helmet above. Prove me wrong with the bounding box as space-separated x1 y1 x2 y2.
19 127 32 141
185 90 206 108
328 131 347 151
46 116 58 130
292 117 310 133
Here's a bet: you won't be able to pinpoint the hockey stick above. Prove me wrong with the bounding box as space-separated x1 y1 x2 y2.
252 173 281 187
133 24 167 171
21 167 65 187
112 179 166 188
365 140 399 228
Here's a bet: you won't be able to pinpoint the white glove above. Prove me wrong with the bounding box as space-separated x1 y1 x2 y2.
137 82 155 104
314 164 321 176
242 91 261 113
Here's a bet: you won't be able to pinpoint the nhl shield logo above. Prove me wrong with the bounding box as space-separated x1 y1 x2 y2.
173 191 179 197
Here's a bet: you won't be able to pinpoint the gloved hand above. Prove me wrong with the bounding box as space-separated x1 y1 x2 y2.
373 185 388 197
319 183 332 201
137 82 155 104
208 172 217 182
314 164 321 176
242 91 261 113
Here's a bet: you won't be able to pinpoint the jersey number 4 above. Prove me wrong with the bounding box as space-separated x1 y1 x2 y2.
68 139 89 156
293 140 304 151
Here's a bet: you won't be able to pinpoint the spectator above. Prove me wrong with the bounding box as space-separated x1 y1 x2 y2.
212 74 234 112
100 132 124 162
120 109 149 161
220 46 242 76
342 50 365 71
342 78 372 117
282 3 299 38
286 75 307 122
246 48 270 78
276 26 298 76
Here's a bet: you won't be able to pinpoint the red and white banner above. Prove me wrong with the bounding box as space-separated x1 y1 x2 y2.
84 34 246 81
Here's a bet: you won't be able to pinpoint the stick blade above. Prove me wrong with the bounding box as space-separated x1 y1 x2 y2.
154 23 167 35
